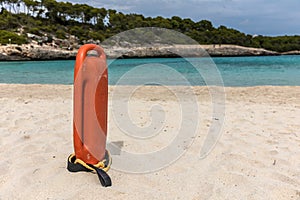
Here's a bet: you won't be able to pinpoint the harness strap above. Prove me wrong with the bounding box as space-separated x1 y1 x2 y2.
67 150 112 187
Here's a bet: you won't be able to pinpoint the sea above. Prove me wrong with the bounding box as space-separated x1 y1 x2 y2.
0 55 299 86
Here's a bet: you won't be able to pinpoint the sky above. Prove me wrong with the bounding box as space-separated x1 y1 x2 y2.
65 0 300 36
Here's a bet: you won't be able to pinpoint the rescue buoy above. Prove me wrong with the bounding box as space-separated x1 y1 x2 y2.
67 44 112 187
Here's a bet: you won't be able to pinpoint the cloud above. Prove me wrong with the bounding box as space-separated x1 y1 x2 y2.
61 0 300 35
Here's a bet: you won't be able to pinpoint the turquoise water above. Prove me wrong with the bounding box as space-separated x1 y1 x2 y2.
0 55 299 86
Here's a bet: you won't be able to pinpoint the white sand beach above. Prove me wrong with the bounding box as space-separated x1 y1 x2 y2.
0 84 299 199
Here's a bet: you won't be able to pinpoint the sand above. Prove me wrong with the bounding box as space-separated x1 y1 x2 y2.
0 84 299 199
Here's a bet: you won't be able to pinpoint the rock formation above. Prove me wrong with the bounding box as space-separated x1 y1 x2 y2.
0 43 286 61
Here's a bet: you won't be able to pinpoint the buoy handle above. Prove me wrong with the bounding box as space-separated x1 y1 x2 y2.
74 44 106 79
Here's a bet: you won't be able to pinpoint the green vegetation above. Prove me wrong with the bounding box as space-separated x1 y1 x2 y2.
0 30 27 45
0 0 299 52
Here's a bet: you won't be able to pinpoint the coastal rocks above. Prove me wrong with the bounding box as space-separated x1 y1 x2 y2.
25 47 77 60
281 50 300 55
204 44 279 56
0 44 282 61
102 45 202 58
0 45 77 61
179 44 279 57
103 44 279 58
0 45 26 60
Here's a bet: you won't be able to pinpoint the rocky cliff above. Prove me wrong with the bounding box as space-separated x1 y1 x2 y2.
104 44 280 58
0 44 283 61
0 45 77 61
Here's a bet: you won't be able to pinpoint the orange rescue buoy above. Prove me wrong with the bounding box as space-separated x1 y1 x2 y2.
67 44 111 187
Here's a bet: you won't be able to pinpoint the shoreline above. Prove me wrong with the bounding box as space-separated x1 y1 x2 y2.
1 44 299 61
1 83 300 103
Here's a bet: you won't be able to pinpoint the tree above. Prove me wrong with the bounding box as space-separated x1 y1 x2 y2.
42 0 59 22
0 30 27 44
195 20 214 32
23 0 39 15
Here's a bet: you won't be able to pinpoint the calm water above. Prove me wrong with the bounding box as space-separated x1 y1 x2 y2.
0 55 299 86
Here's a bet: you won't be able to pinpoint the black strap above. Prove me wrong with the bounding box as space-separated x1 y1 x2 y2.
88 164 112 187
67 154 112 187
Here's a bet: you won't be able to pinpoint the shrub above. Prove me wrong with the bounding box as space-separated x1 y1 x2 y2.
28 27 41 36
56 29 67 39
0 30 27 45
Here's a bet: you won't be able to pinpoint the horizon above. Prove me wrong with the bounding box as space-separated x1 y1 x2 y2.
60 0 300 37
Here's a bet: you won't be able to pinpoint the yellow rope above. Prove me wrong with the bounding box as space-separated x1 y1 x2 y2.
69 151 111 172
